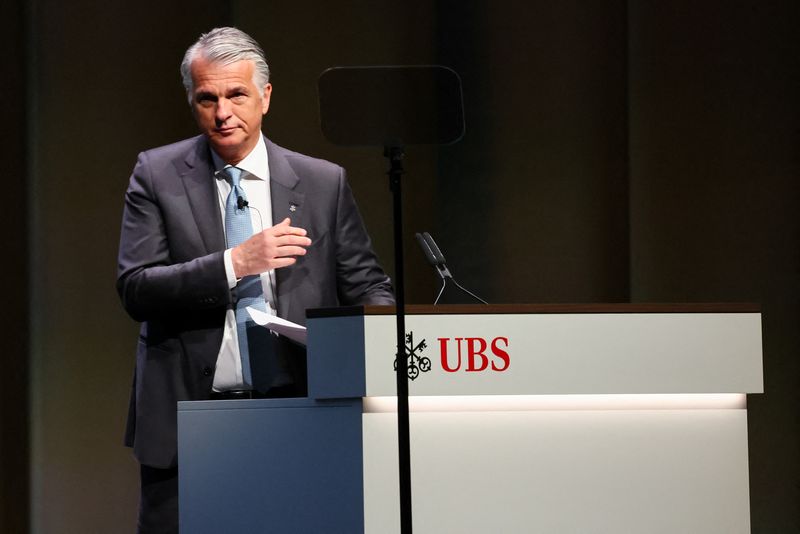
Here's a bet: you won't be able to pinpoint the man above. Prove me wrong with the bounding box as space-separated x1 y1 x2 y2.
117 27 393 533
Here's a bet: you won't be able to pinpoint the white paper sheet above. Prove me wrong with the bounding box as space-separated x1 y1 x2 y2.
246 307 307 345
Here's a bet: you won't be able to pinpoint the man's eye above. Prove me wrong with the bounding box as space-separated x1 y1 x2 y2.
231 94 246 103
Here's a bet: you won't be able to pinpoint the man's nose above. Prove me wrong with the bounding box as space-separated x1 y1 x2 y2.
215 98 232 124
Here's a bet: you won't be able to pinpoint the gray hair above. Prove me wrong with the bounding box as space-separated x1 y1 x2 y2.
180 27 271 104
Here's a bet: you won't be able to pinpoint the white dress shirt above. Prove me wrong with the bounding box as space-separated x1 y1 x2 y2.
209 136 277 391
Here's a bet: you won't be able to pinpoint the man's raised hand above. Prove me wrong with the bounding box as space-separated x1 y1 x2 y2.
231 218 311 277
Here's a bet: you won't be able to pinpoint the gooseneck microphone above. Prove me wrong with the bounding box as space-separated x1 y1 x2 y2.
414 231 488 305
414 233 452 281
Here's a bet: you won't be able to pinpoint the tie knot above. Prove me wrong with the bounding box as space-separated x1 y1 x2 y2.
222 166 243 187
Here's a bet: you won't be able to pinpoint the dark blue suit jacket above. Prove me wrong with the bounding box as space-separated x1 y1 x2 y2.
117 135 393 468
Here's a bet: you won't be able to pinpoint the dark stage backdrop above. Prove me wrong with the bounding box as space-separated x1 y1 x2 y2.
2 1 797 532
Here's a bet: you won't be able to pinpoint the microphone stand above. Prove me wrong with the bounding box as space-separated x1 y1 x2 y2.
385 145 413 533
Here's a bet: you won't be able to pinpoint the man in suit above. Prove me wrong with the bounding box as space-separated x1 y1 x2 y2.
117 27 393 534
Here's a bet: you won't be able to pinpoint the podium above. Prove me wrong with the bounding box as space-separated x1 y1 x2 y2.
178 304 763 533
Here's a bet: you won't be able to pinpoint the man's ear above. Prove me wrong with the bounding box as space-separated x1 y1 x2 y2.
261 83 273 115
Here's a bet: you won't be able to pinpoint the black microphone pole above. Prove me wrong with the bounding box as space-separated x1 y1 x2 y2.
386 144 413 534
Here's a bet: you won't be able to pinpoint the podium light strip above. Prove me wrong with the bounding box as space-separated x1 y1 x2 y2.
363 393 747 413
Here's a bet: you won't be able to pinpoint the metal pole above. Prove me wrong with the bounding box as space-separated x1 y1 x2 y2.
386 145 412 533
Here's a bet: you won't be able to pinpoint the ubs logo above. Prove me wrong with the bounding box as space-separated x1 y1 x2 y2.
394 332 432 381
394 333 511 380
438 337 510 373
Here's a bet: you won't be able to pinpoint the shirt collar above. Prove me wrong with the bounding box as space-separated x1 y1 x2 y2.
211 135 270 182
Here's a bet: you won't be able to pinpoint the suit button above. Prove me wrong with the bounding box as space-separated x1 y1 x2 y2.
203 367 213 376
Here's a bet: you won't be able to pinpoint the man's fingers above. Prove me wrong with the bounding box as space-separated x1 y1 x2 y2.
275 234 312 247
275 245 309 258
274 218 307 235
232 222 312 276
260 222 308 238
281 225 308 237
270 257 297 269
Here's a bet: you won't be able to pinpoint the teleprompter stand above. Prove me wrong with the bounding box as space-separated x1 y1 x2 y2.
319 65 465 533
385 144 412 533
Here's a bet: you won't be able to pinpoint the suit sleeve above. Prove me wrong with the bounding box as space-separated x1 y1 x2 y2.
116 151 231 322
333 169 395 305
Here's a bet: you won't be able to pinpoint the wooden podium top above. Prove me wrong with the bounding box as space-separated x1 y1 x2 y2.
307 302 760 318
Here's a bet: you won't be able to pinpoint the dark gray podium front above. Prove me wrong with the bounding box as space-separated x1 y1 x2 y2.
177 397 363 533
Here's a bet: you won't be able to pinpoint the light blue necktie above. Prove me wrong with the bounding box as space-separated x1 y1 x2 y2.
223 166 268 389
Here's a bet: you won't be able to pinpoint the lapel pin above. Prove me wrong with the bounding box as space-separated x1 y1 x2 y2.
289 203 298 212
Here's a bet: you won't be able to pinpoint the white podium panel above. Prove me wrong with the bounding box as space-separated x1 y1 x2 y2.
364 409 750 534
304 304 763 533
360 312 763 396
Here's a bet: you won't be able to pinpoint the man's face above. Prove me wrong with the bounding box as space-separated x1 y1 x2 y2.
190 57 271 164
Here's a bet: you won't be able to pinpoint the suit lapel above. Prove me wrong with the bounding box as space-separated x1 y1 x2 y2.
267 139 306 320
179 136 225 253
